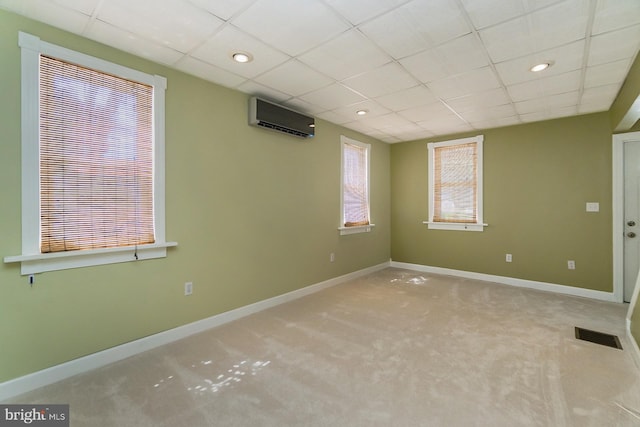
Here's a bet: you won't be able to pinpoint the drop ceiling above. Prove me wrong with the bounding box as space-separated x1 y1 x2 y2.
1 0 639 143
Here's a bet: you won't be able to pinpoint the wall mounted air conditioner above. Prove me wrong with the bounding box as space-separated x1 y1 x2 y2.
249 97 315 138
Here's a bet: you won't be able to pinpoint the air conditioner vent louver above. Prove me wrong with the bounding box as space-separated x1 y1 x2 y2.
249 97 314 138
255 121 310 138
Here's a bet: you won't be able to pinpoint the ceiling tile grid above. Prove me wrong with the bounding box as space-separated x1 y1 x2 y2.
0 0 638 142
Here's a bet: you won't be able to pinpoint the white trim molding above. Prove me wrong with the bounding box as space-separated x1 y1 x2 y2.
7 32 174 275
427 134 484 232
0 261 391 402
627 320 640 373
390 261 617 302
613 131 640 303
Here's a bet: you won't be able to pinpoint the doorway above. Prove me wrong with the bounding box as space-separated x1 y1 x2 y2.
613 131 640 305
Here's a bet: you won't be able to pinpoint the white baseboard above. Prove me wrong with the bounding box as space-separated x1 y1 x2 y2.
0 261 390 402
392 261 640 366
390 261 617 302
627 319 640 373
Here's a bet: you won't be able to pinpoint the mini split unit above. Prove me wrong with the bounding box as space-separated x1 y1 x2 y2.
249 97 315 138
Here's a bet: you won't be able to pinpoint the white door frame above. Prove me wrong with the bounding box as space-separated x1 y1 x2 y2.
613 132 640 318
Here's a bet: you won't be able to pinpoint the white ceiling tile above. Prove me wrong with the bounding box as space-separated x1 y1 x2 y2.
480 0 590 62
3 0 637 142
357 113 418 133
469 115 521 130
445 88 511 113
323 0 407 25
417 115 474 136
544 105 579 119
494 40 584 86
230 0 349 56
507 70 581 102
340 120 373 134
342 62 418 98
187 0 257 21
519 111 548 122
331 100 391 120
359 0 471 59
375 85 439 111
461 0 526 29
398 102 455 122
580 84 620 112
97 0 224 53
400 34 490 83
461 0 559 30
367 129 409 143
383 123 431 141
515 91 579 114
52 0 102 16
282 98 325 116
298 30 391 81
584 59 632 89
578 104 607 115
190 25 290 79
236 81 291 104
381 136 404 143
175 56 247 87
254 60 333 97
459 103 518 122
428 66 501 100
316 110 354 125
85 20 184 65
298 83 366 110
0 0 91 34
588 25 640 66
592 0 640 35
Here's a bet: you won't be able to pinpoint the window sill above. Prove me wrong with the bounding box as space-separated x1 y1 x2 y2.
422 221 487 232
338 224 375 235
4 242 178 275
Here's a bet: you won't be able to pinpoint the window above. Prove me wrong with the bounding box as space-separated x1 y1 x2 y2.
339 136 374 235
425 135 486 231
5 32 176 274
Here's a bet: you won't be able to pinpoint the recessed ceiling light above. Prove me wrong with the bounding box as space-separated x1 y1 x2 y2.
530 62 551 72
232 52 253 63
356 109 368 116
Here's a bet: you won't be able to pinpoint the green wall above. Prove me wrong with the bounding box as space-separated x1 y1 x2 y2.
0 11 390 383
391 113 613 292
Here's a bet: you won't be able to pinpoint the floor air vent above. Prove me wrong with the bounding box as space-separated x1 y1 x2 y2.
575 327 623 350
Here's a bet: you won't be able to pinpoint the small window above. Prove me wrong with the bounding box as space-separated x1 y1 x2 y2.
5 32 176 274
339 136 374 235
39 55 155 253
426 135 486 231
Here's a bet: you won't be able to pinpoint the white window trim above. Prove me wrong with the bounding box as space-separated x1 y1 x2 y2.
338 224 376 235
4 32 176 275
425 135 487 232
339 136 373 236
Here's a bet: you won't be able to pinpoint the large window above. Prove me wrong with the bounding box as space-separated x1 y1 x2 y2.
5 32 175 274
426 135 486 231
340 136 374 235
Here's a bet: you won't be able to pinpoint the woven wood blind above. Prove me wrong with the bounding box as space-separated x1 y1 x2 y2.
343 142 369 227
39 55 155 253
433 142 477 223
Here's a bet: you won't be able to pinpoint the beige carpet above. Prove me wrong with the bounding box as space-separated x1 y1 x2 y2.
5 268 640 426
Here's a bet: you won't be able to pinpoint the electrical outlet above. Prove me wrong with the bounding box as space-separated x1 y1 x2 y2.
184 282 193 296
330 252 335 262
505 254 512 263
567 260 576 270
